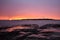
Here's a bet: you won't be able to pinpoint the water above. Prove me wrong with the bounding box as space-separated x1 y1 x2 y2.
0 20 60 40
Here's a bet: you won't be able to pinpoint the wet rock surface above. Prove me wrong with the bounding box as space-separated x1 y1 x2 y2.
0 24 60 40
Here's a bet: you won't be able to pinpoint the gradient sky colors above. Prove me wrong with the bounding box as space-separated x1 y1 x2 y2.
0 0 60 20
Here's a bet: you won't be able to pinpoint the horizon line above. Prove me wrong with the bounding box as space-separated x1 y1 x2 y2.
0 18 60 20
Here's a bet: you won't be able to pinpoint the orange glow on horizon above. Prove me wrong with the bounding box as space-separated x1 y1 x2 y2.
0 16 60 20
1 0 60 20
9 18 27 20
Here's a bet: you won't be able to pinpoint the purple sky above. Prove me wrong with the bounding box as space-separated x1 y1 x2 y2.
0 0 60 20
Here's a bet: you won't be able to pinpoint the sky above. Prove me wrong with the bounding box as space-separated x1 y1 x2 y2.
0 0 60 20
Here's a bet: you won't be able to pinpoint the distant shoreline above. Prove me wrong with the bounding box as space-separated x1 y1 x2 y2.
0 19 60 21
0 19 60 20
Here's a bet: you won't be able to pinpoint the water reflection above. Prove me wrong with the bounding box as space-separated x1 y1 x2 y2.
0 24 60 40
5 26 34 32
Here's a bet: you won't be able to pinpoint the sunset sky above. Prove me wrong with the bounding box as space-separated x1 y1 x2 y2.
0 0 60 20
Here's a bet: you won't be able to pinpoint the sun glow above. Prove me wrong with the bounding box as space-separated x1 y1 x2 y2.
9 18 27 20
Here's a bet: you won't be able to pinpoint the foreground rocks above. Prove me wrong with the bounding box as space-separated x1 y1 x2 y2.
0 24 60 40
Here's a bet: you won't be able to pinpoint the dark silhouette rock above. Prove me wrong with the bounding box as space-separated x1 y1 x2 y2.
0 30 20 40
40 24 60 29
